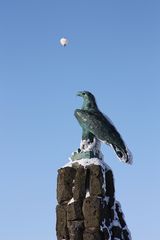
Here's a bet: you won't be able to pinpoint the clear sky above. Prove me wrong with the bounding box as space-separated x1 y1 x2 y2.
0 0 160 239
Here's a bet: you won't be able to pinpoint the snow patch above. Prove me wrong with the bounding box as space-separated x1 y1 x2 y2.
100 219 111 240
64 157 110 171
80 138 100 152
68 197 75 205
103 196 110 205
109 203 121 228
85 190 90 198
100 219 107 231
101 167 106 192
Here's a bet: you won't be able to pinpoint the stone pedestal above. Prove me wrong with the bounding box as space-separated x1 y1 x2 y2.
56 158 131 240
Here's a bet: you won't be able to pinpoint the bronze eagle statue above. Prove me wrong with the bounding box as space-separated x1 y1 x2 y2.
75 91 133 164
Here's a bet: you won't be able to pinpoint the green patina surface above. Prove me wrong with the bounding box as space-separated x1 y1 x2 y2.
71 150 101 161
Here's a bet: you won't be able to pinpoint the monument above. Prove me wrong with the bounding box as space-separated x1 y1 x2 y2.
56 91 132 240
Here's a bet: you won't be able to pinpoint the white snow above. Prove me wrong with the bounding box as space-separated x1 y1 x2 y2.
122 225 132 239
113 201 132 240
110 203 121 228
78 138 104 160
112 219 121 227
116 201 122 213
68 197 75 205
85 190 90 198
80 138 96 151
80 138 101 152
100 219 107 231
126 145 133 164
103 196 110 204
100 219 111 240
64 157 110 171
101 167 106 192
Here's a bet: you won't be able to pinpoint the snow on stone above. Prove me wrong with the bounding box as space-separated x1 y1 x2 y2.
112 219 121 227
126 145 133 164
100 219 107 231
68 197 75 205
64 157 110 171
103 196 110 205
110 203 121 228
80 138 100 152
100 219 111 240
122 225 132 239
110 200 132 240
85 190 90 198
101 167 106 192
64 155 111 194
79 138 104 159
116 201 123 213
72 179 75 192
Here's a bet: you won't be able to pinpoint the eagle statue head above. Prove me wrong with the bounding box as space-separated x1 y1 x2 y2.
77 91 98 110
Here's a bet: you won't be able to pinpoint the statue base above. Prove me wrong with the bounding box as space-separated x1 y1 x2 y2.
56 157 132 240
71 150 102 161
71 138 103 161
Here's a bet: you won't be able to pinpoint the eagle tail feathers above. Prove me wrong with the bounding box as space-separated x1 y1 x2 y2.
111 144 133 165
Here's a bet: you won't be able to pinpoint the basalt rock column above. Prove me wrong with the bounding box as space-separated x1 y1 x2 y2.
56 156 131 240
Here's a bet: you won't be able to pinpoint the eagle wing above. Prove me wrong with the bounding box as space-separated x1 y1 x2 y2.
75 109 133 164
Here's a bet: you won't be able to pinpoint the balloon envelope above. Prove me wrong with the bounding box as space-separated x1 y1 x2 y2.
60 38 69 46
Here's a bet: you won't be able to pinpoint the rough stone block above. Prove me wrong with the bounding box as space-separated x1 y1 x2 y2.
83 231 102 240
90 165 104 196
57 167 76 204
108 196 115 208
105 170 115 197
123 229 131 240
67 200 83 221
102 204 112 227
56 204 69 240
67 220 84 240
101 228 110 240
83 196 102 228
112 226 122 239
116 202 126 228
73 166 87 200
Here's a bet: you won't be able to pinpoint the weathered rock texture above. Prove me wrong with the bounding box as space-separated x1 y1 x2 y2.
56 159 131 240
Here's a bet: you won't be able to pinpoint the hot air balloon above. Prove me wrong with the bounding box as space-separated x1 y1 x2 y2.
60 38 69 47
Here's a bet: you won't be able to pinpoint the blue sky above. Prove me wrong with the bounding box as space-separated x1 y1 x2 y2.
0 0 160 239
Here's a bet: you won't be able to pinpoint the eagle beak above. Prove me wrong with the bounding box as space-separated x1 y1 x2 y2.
76 91 83 97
